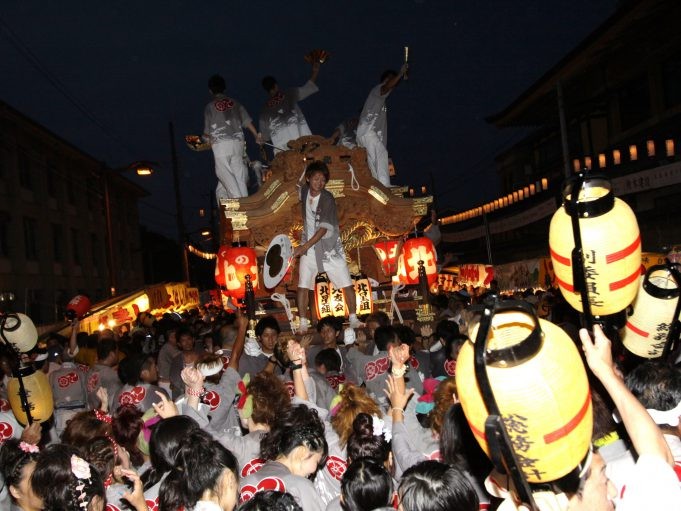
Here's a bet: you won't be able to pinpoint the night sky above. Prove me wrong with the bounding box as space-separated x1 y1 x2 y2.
1 1 617 241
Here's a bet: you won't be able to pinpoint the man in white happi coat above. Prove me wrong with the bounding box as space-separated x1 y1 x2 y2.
259 60 320 154
356 64 408 187
203 74 261 203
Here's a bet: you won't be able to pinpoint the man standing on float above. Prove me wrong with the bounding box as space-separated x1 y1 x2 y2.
259 60 321 154
356 63 408 187
292 161 361 334
203 74 261 202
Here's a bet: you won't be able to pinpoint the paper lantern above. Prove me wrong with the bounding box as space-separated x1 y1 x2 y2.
622 264 680 359
549 175 641 316
353 275 373 315
0 313 38 353
8 365 54 425
398 237 437 285
456 303 592 483
215 244 259 301
65 295 91 320
373 240 399 277
315 274 347 319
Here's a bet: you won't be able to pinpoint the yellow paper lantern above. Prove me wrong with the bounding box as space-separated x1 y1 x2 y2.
314 274 347 319
549 175 641 316
622 264 680 359
8 365 54 425
456 305 592 483
0 313 38 353
353 275 373 316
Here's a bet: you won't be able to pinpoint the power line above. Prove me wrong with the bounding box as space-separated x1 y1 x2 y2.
0 15 137 156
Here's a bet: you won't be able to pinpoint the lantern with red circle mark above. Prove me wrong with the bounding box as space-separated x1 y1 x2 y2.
65 295 91 321
373 240 399 277
398 236 437 285
215 243 259 301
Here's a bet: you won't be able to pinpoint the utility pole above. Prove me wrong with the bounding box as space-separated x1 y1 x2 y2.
169 121 190 284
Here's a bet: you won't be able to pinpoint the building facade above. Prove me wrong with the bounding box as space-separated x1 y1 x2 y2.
440 0 681 265
0 100 145 324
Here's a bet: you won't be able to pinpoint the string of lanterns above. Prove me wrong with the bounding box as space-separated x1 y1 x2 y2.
441 178 549 226
187 244 217 260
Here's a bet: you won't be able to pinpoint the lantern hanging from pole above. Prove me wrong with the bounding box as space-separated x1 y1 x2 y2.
215 243 259 301
65 295 91 320
549 173 641 318
0 313 38 353
623 262 681 359
373 240 399 277
353 274 373 316
456 300 592 484
315 273 347 320
398 236 437 285
8 364 54 425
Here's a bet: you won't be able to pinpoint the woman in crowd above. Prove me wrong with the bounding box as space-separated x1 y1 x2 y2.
240 404 328 511
159 429 239 511
0 438 42 511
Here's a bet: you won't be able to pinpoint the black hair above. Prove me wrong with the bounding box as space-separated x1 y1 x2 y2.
374 325 397 352
398 460 478 511
434 319 467 360
346 412 390 464
141 415 201 491
365 311 390 328
96 338 117 361
438 404 466 468
380 69 398 83
255 316 280 337
315 348 342 373
176 327 194 341
316 316 342 333
625 361 681 411
32 444 105 511
393 324 417 347
237 490 302 511
305 161 330 182
0 438 39 500
159 429 238 511
117 352 153 385
262 75 277 93
208 74 226 94
341 458 393 511
260 405 328 465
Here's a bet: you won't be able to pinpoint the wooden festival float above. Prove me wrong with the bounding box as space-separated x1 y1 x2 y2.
217 135 433 324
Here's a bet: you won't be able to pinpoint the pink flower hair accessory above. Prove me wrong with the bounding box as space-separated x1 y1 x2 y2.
19 442 39 453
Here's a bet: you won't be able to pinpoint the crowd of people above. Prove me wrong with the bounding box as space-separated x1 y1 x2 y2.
0 283 680 510
201 56 408 203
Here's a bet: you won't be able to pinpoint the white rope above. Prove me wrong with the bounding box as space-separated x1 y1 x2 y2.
347 163 360 191
271 293 297 334
390 283 406 324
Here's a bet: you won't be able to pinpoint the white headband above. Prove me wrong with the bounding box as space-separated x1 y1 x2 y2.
646 399 681 427
613 398 681 427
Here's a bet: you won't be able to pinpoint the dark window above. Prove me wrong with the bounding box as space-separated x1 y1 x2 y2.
86 177 95 210
18 149 32 189
91 233 100 267
67 179 76 205
71 228 81 265
52 223 64 262
23 217 38 260
0 211 10 257
47 161 57 197
619 74 651 132
662 53 681 109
